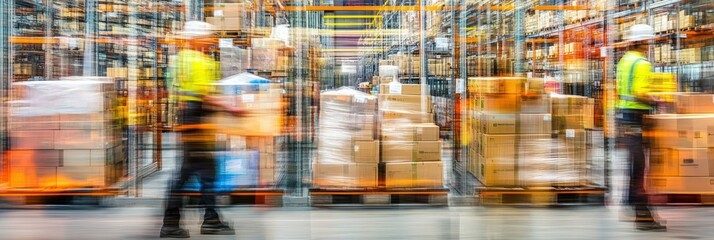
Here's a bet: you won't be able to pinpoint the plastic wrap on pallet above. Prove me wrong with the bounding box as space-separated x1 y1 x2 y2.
317 87 378 164
220 47 251 77
9 78 114 117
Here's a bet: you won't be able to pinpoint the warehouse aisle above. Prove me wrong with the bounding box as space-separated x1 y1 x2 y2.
0 206 708 239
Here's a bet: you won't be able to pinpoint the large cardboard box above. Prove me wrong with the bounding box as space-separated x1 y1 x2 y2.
379 94 432 112
385 162 443 188
379 84 424 95
313 163 378 188
478 161 517 186
382 141 441 162
649 148 677 176
479 114 516 134
10 130 56 149
8 150 61 167
381 123 439 141
480 134 515 159
646 177 714 193
521 95 551 114
676 94 714 114
672 148 710 177
551 94 591 116
676 115 714 148
381 110 434 123
479 94 518 113
519 114 552 134
317 140 380 164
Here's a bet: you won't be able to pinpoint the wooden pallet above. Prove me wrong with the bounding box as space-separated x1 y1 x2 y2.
477 186 606 206
649 194 714 206
309 188 449 207
0 188 122 206
186 188 284 207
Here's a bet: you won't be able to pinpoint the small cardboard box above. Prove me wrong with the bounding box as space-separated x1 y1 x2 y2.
381 110 434 123
480 134 516 159
479 94 519 113
313 163 378 188
382 141 442 162
675 94 714 114
379 84 424 95
385 162 443 188
379 94 432 112
381 123 439 141
519 114 552 134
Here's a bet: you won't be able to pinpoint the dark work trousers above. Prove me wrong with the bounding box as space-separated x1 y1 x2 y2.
163 101 221 228
616 108 654 220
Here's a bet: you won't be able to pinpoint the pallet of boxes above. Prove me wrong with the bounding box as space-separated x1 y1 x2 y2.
208 81 285 206
4 77 125 202
645 93 714 204
379 81 448 205
468 77 605 206
311 88 381 205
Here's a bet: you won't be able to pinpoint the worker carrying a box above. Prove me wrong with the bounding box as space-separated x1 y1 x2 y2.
161 21 242 238
616 24 666 232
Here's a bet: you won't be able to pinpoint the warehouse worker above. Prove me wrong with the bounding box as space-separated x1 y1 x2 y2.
161 21 242 238
616 24 666 232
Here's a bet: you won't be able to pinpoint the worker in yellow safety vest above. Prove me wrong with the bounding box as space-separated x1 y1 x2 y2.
616 24 666 232
161 21 242 238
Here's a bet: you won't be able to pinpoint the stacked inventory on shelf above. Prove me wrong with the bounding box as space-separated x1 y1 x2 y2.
6 78 125 189
645 93 714 193
313 88 379 188
379 83 443 189
467 77 596 187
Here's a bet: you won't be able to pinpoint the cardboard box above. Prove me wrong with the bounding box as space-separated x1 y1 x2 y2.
479 161 517 186
9 167 57 188
10 130 55 149
8 115 60 130
321 91 377 113
649 148 677 176
245 136 276 153
382 141 442 162
519 114 552 134
317 140 379 164
480 134 516 159
8 150 61 167
259 167 276 186
313 163 378 188
551 94 591 116
385 162 443 188
211 3 246 17
472 77 524 94
480 114 516 134
62 150 92 166
379 84 424 95
59 113 108 130
259 153 275 169
646 177 714 193
206 17 243 30
211 112 282 136
677 115 714 148
676 94 714 114
381 123 439 141
553 114 584 131
381 110 434 123
379 94 432 112
480 94 519 113
521 95 551 114
56 166 106 187
672 148 710 177
54 130 109 149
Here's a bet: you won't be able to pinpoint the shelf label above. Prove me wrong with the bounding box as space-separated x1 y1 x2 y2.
600 47 608 57
544 115 551 121
219 38 233 48
566 129 575 138
456 78 465 94
214 10 224 17
389 81 402 94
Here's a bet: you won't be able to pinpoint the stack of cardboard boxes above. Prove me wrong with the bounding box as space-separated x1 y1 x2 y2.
314 88 379 188
8 79 124 188
550 94 594 186
206 2 247 31
645 93 714 193
219 47 251 77
379 83 443 189
467 77 554 187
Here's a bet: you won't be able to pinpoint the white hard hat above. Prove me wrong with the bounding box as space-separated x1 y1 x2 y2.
176 21 214 39
625 24 655 42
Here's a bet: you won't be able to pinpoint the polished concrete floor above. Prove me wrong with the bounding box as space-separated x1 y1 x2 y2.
0 206 710 239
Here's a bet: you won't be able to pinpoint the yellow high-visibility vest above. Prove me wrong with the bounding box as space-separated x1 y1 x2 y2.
616 51 652 110
170 49 219 102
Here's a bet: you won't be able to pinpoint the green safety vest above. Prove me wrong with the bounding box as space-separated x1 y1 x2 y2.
616 51 652 110
170 49 220 102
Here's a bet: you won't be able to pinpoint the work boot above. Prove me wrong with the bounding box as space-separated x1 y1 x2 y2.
201 222 236 235
636 221 667 232
160 226 190 238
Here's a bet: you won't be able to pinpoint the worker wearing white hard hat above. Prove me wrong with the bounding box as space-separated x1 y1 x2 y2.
616 23 666 232
161 21 241 238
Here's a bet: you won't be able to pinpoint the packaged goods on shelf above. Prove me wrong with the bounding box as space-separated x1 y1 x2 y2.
315 88 378 187
385 162 443 188
313 163 379 188
7 78 123 188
